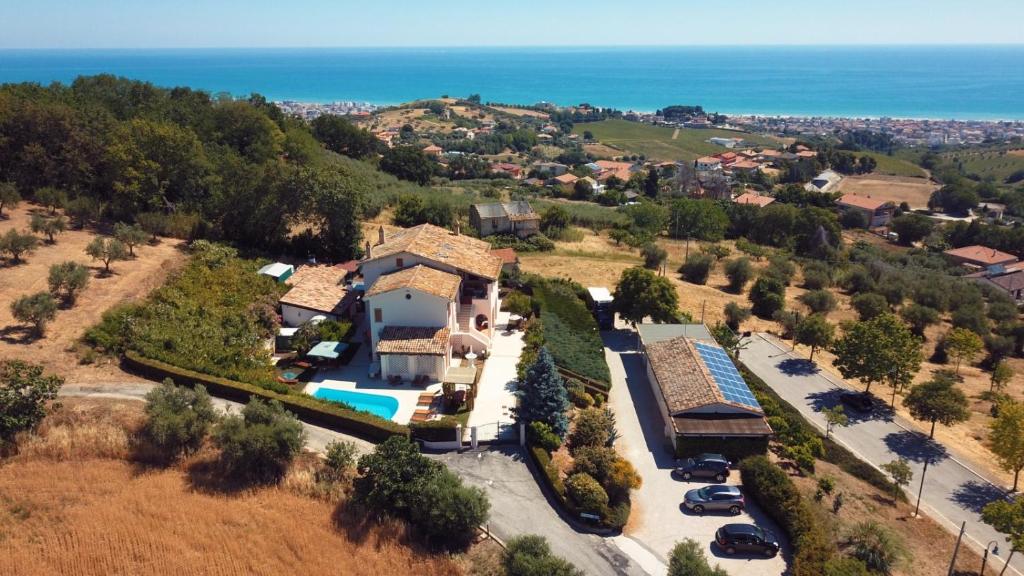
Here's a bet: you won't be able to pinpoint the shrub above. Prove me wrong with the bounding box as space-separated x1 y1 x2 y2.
764 254 797 285
528 421 562 452
566 379 594 408
841 266 876 294
569 407 614 453
851 293 888 321
321 440 358 482
605 458 642 501
214 398 306 484
799 289 837 314
604 500 631 529
802 261 833 289
844 521 908 574
409 467 490 550
571 445 617 485
504 535 584 576
724 257 753 293
503 291 533 317
0 360 63 443
10 291 58 337
47 261 90 304
750 276 786 318
409 418 460 442
355 436 443 516
822 557 871 576
641 243 667 270
143 379 218 460
724 302 751 331
565 472 608 513
668 539 727 576
679 253 714 284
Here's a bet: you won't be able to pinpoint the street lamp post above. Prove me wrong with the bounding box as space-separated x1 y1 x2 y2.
981 540 999 576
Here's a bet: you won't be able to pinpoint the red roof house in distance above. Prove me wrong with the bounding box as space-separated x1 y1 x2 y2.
836 194 896 228
944 245 1019 269
716 151 738 166
733 192 775 207
422 144 443 157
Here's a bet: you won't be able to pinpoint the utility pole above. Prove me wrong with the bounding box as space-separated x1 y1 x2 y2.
914 458 929 518
947 521 966 576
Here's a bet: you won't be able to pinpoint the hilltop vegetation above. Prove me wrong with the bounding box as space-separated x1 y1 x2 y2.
571 119 778 162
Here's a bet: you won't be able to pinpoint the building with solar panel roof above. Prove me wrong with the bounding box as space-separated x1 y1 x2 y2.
639 328 772 456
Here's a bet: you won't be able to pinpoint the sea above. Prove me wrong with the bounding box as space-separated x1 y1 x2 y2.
1 46 1023 120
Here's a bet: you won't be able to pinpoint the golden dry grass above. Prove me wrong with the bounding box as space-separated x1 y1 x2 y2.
836 175 939 210
0 400 465 576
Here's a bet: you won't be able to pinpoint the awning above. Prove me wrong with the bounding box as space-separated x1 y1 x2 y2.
673 416 773 437
307 341 349 360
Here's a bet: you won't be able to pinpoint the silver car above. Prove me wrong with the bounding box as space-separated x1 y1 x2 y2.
683 485 745 515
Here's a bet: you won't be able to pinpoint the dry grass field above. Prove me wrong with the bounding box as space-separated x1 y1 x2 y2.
582 142 626 159
0 399 468 576
0 204 186 384
836 175 939 209
487 105 549 119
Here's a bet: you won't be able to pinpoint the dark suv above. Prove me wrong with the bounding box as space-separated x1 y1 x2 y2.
673 454 731 482
715 524 780 557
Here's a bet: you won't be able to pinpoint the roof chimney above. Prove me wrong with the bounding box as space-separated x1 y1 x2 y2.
378 225 385 246
364 241 372 259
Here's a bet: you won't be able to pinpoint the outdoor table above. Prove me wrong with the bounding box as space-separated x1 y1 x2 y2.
465 352 478 368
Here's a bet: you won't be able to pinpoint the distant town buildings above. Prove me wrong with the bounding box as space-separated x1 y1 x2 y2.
275 100 379 120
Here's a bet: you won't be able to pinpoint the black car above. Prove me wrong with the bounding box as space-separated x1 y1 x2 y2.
673 455 731 482
840 391 875 412
715 523 780 557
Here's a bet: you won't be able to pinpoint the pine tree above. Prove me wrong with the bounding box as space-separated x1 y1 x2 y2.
514 347 570 438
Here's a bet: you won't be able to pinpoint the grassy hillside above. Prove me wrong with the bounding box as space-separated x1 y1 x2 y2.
859 151 929 178
573 119 777 162
944 148 1024 182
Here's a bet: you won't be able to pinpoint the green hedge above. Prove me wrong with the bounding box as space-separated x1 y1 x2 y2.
531 280 611 385
124 351 409 442
738 363 904 501
410 418 460 442
674 435 768 462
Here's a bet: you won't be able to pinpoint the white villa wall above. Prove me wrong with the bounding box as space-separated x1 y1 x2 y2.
362 251 465 288
381 351 449 381
281 305 336 328
366 289 453 357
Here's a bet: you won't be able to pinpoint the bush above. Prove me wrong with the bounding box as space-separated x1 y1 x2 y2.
851 293 888 321
822 557 871 576
0 360 63 443
724 302 751 331
565 472 608 513
844 521 908 574
799 289 837 314
409 467 490 549
569 407 614 453
605 458 642 501
566 379 594 408
504 535 584 576
528 421 562 452
214 398 306 484
571 445 617 484
321 440 358 482
668 539 727 576
409 418 460 442
679 254 714 284
724 257 753 293
641 243 667 270
802 261 833 289
10 291 58 337
750 276 786 318
143 379 218 460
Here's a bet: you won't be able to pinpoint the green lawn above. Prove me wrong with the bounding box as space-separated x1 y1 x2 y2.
859 151 929 178
574 119 777 162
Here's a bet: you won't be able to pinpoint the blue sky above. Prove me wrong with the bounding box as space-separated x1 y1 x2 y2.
3 0 1023 48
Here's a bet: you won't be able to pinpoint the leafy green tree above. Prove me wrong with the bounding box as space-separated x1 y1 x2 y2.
85 236 129 274
541 205 570 234
851 292 888 321
724 302 751 331
990 400 1024 491
900 304 940 338
409 467 489 550
992 361 1014 394
668 539 728 576
0 360 62 443
34 186 67 214
302 167 366 261
945 327 984 374
0 229 40 262
666 198 728 241
320 440 358 482
214 398 305 483
514 347 570 438
832 313 922 394
802 261 833 289
823 405 849 439
982 498 1024 572
799 289 837 314
311 114 380 159
643 169 660 197
504 292 533 318
10 292 58 337
700 243 730 260
903 370 969 438
136 211 167 242
354 436 442 516
114 222 148 256
47 261 90 304
724 257 753 293
844 521 908 574
504 535 584 576
890 214 933 246
641 242 668 271
679 253 713 284
65 196 103 228
613 266 680 325
30 213 67 243
380 146 435 185
143 379 217 460
880 458 912 505
795 314 835 361
749 276 786 319
0 181 21 218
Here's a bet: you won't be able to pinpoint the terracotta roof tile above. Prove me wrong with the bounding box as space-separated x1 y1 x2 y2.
733 193 775 207
490 248 518 265
944 245 1019 266
365 265 460 300
365 224 503 281
377 326 450 355
838 194 893 211
279 265 353 315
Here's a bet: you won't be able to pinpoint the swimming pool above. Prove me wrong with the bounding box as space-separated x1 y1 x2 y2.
312 388 399 420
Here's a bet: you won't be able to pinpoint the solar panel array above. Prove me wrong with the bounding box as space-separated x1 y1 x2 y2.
692 341 762 410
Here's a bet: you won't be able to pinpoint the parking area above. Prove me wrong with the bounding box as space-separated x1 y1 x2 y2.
603 328 789 576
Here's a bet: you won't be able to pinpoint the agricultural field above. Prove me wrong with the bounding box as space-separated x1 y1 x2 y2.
0 203 186 384
572 119 778 162
943 147 1024 182
836 174 940 209
857 151 929 178
0 399 470 576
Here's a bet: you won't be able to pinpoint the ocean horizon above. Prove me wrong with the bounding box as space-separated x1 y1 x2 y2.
2 46 1023 120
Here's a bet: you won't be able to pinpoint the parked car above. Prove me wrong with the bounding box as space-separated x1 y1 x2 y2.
683 485 745 515
840 391 875 412
715 524 780 557
673 455 731 482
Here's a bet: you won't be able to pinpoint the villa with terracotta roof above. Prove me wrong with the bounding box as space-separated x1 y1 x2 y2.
733 192 775 207
279 264 358 327
640 328 772 451
944 245 1019 269
361 224 504 382
836 194 896 227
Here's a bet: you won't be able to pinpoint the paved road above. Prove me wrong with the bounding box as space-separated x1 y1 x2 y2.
60 383 649 575
741 333 1022 576
602 329 789 576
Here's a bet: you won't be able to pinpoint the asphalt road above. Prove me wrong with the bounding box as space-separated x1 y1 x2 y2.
740 333 1022 576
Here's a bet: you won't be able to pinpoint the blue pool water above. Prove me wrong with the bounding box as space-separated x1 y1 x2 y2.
313 388 399 420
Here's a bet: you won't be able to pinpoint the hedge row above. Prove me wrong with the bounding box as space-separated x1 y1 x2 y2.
124 351 409 442
739 456 836 576
738 363 904 500
530 280 611 385
410 418 460 442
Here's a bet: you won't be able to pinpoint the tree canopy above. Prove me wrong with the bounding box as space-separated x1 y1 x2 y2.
613 266 680 325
